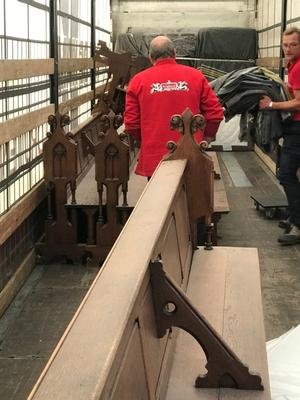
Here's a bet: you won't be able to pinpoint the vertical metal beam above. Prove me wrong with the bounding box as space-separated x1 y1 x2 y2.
3 0 10 209
280 0 288 80
254 0 258 19
50 0 59 112
91 0 96 107
3 0 8 110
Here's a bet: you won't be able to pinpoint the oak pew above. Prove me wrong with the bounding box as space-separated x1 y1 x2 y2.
36 111 136 265
29 109 270 400
35 39 151 266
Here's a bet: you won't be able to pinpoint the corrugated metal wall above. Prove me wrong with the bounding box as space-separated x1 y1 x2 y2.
256 0 300 76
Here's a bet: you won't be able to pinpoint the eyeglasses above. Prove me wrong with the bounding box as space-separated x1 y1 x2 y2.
282 42 300 49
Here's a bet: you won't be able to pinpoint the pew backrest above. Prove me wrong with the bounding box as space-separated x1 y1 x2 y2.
29 158 193 400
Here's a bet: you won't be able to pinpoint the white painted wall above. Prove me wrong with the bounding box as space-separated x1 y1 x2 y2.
111 0 256 39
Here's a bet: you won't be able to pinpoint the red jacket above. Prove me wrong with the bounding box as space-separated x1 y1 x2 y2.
124 58 223 176
287 58 300 121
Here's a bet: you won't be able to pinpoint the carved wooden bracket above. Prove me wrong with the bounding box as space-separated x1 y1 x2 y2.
38 109 132 264
36 112 78 262
81 110 130 249
93 40 150 115
164 108 214 246
150 260 264 391
43 112 77 204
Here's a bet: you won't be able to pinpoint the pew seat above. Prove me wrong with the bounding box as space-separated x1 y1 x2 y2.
165 246 270 400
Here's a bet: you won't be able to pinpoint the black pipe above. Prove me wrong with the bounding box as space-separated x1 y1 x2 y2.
50 0 59 113
280 0 288 79
91 0 96 107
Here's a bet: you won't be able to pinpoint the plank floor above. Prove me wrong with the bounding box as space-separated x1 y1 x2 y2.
217 151 300 341
0 151 299 399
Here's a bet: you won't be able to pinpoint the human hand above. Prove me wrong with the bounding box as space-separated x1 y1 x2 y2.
259 95 272 110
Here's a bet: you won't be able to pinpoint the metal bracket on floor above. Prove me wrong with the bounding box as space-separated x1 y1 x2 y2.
204 222 214 250
213 170 221 180
150 260 264 390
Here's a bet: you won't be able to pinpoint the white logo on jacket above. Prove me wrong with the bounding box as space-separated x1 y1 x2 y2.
150 80 189 94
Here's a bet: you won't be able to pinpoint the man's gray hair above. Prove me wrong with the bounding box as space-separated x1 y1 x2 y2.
149 36 175 61
283 26 300 42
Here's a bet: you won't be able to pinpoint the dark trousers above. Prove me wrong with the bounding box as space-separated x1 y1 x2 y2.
278 147 300 228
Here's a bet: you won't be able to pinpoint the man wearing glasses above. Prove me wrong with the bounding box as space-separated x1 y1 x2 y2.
260 27 300 245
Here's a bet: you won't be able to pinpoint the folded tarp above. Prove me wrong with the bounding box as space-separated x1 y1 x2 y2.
194 27 257 80
114 32 149 57
211 67 291 153
195 27 257 61
211 66 290 121
115 32 196 59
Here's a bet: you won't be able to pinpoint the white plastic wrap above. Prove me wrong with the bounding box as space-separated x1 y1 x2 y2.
213 115 248 150
267 325 300 399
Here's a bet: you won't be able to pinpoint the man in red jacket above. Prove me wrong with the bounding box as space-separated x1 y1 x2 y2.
124 35 224 177
260 27 300 244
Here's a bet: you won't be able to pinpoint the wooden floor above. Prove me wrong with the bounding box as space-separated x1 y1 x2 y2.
0 151 300 399
217 151 300 340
